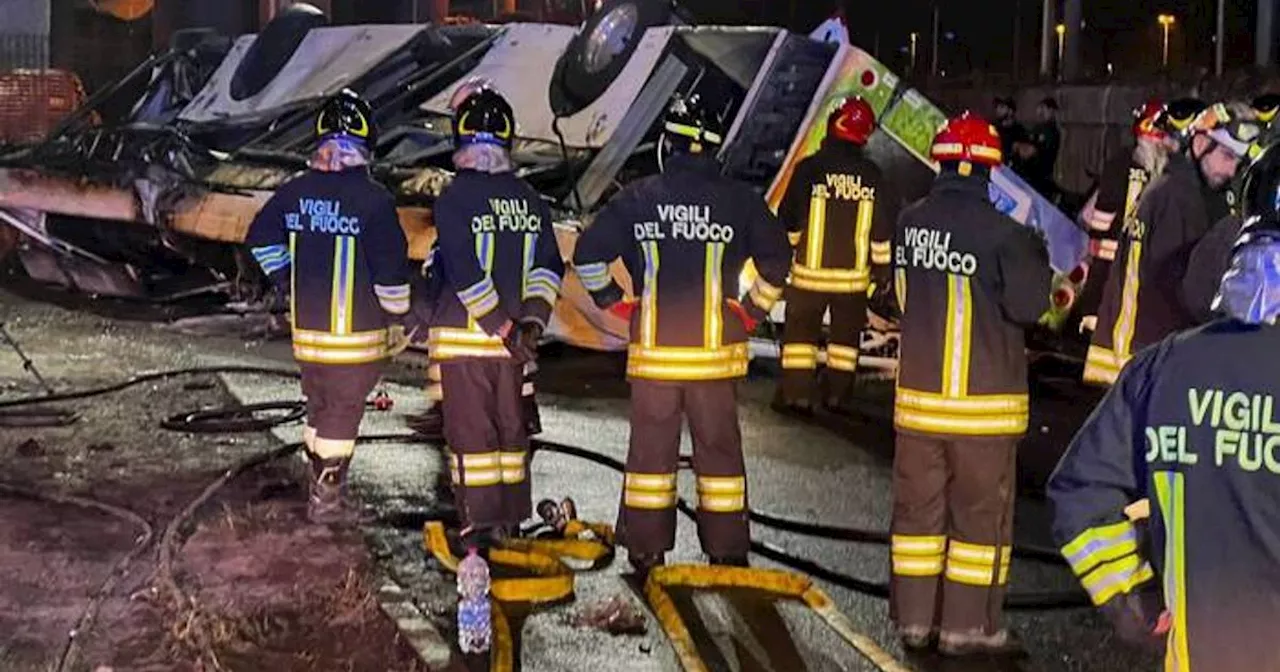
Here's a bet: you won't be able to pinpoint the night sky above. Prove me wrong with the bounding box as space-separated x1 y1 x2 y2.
677 0 1265 80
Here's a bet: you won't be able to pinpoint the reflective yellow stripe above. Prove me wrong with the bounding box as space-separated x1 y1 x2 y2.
826 343 859 372
1113 240 1142 360
1155 471 1190 671
806 188 826 269
329 235 356 335
894 267 906 312
790 263 870 293
1123 169 1146 223
374 283 411 314
894 387 1029 436
626 343 749 381
312 437 356 459
1083 344 1123 385
748 275 783 312
623 472 677 510
292 328 388 364
500 450 526 484
641 241 660 348
943 274 972 397
449 451 503 487
854 199 873 271
1061 519 1140 578
696 475 746 513
1089 210 1116 232
703 243 724 349
521 232 536 299
289 232 298 331
427 326 510 360
893 556 945 576
891 534 946 554
870 240 892 265
464 232 497 329
945 556 1011 586
891 535 946 577
782 343 819 370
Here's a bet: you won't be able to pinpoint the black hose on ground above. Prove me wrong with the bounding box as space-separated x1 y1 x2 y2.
0 365 1091 610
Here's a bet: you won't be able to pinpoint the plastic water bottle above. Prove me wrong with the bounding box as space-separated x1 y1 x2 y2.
457 547 492 653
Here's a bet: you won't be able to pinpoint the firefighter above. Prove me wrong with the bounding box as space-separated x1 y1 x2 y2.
774 96 898 414
1047 176 1280 670
429 88 564 546
571 94 791 573
245 89 413 524
409 79 544 440
1076 99 1191 331
889 112 1053 655
1083 101 1262 386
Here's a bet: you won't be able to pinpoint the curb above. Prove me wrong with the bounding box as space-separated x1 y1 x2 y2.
377 579 456 670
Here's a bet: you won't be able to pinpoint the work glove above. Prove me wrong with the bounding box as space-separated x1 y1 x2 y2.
1099 585 1168 651
607 299 638 322
501 320 536 364
726 299 759 333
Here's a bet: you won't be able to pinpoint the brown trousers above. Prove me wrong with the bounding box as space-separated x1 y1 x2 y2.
299 362 382 456
889 432 1017 635
618 379 749 559
779 287 868 405
440 359 530 529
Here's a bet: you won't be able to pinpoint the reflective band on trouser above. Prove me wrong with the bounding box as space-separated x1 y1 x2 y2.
623 472 677 510
781 343 819 370
696 476 746 513
499 450 527 484
826 344 859 373
312 436 355 459
944 540 1011 586
626 343 749 381
450 451 502 487
893 388 1029 436
790 263 870 293
427 327 510 360
748 274 783 313
292 328 388 364
871 241 893 266
891 534 946 577
1154 470 1190 671
1082 344 1124 386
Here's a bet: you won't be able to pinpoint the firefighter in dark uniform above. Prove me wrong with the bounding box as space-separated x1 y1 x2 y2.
1047 160 1280 669
1084 102 1262 386
246 89 412 523
429 88 564 546
571 94 791 573
1077 99 1192 332
889 112 1053 655
774 96 898 414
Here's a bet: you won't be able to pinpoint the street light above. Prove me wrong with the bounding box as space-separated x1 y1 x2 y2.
1158 14 1176 68
1055 23 1065 66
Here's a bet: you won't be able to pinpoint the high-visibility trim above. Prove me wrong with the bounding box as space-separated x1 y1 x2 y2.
1112 240 1142 360
781 343 819 370
826 344 859 372
945 541 1012 586
748 275 783 313
449 451 503 487
1061 519 1141 579
891 534 946 577
894 267 906 312
289 232 298 331
626 343 749 381
806 188 827 268
330 235 357 335
942 273 972 397
703 243 725 349
623 472 677 510
312 436 355 459
1155 470 1190 671
457 276 499 318
870 240 892 266
1123 169 1147 224
787 230 802 247
252 243 291 275
292 328 388 364
1095 239 1119 261
1088 210 1117 232
1077 550 1155 607
696 475 746 513
499 450 526 484
854 199 873 270
894 386 1029 436
427 326 510 360
575 261 613 292
790 263 871 293
374 283 411 315
524 267 562 306
640 241 660 348
1082 344 1123 386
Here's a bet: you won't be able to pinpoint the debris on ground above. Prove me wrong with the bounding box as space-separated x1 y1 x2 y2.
567 595 648 636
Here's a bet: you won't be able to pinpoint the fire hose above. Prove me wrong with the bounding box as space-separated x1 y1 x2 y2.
0 366 1092 670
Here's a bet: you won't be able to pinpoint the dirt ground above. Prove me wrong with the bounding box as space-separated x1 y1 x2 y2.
0 286 433 672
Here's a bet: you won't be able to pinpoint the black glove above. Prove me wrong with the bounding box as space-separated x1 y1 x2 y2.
517 320 543 353
503 322 536 364
1099 585 1166 651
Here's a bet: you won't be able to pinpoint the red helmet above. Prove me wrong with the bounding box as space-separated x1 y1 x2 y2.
1133 98 1167 141
829 96 875 144
930 111 1002 166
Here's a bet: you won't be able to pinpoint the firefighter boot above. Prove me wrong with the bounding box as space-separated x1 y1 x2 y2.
307 455 358 525
937 629 1025 657
897 625 937 651
523 394 542 436
629 551 665 583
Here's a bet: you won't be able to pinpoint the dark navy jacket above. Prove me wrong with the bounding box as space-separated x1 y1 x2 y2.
246 167 410 365
1050 319 1280 671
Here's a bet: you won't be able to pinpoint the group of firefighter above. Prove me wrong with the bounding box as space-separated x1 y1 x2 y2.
245 77 1280 668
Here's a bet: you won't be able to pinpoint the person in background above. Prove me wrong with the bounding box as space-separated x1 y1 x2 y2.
1013 97 1061 199
992 96 1026 166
